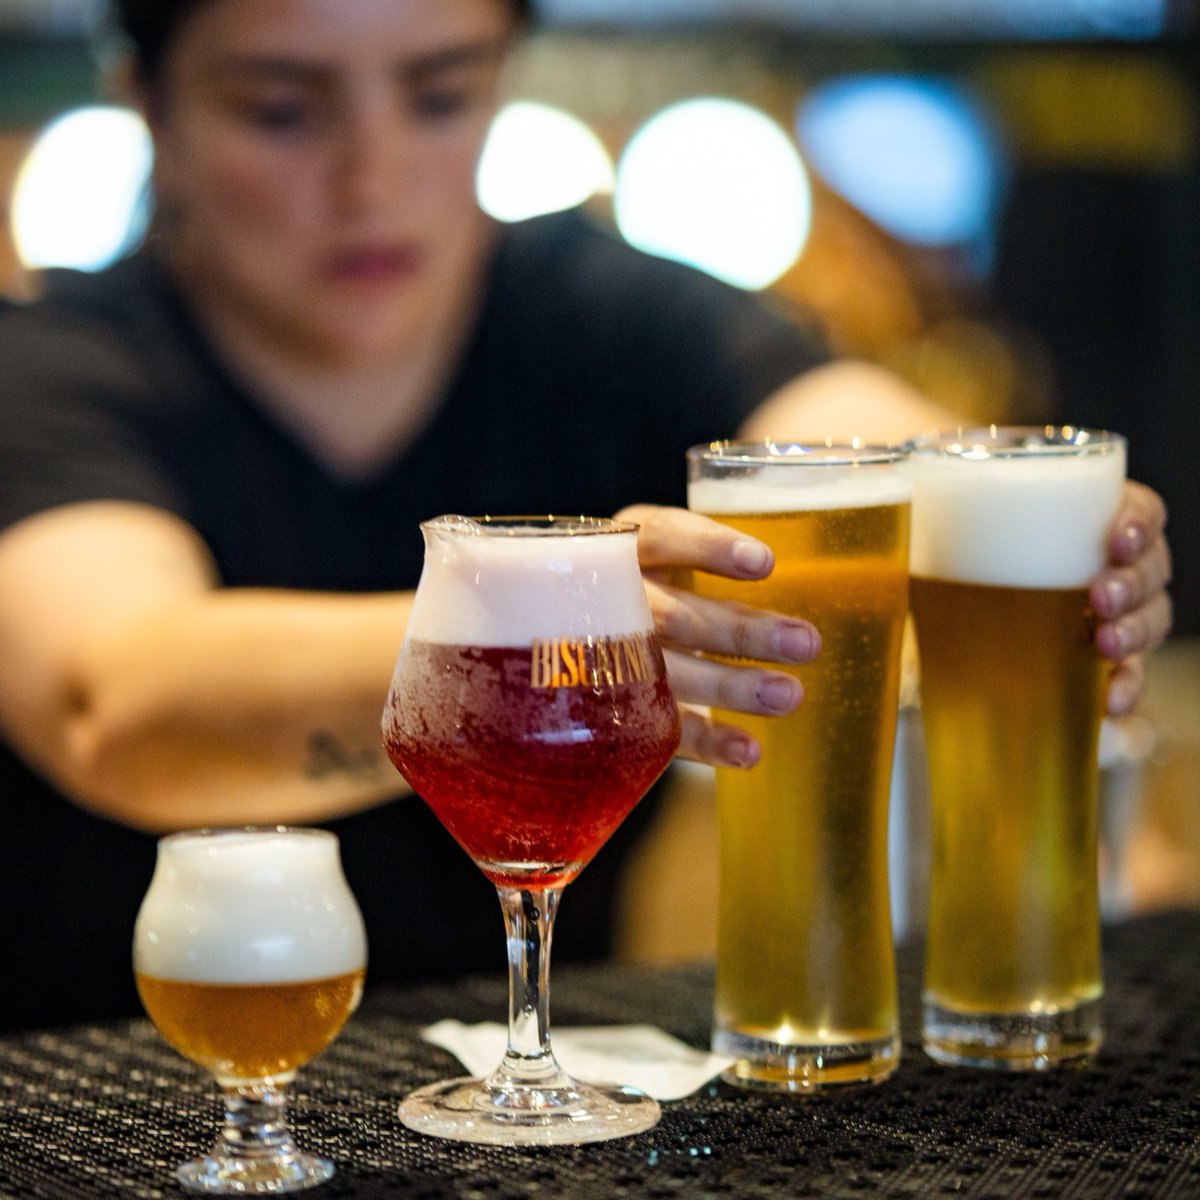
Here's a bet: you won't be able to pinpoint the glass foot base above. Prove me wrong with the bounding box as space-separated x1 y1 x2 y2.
176 1151 333 1194
922 995 1103 1070
713 1026 900 1093
399 1075 661 1146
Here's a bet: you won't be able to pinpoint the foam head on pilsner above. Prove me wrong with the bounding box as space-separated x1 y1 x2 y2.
688 470 911 516
687 445 911 515
407 516 653 646
908 431 1126 589
134 829 367 984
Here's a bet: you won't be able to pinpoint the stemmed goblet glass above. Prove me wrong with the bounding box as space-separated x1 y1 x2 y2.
383 515 681 1145
134 827 367 1193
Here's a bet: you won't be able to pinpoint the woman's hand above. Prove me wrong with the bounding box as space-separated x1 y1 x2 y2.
617 504 820 769
1091 480 1172 715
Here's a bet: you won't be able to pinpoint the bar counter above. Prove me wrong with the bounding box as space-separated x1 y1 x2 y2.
1 910 1197 1199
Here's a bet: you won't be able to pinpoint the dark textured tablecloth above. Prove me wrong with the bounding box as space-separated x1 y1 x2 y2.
1 910 1197 1199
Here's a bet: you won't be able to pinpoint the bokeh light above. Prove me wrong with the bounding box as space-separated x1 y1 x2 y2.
477 100 615 223
12 106 152 272
614 98 812 291
797 77 999 248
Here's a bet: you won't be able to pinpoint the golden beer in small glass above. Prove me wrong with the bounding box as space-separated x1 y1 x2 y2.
908 427 1125 1069
134 827 367 1193
687 442 911 1091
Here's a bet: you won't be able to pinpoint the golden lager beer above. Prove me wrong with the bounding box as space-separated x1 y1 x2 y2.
908 427 1125 1069
135 970 365 1084
688 443 911 1091
134 828 367 1190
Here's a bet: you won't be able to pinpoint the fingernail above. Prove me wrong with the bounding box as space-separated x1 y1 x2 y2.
724 736 760 769
1107 676 1137 716
1118 523 1146 560
1100 577 1130 617
772 622 816 662
731 538 772 577
1096 622 1121 660
1103 619 1136 658
757 676 800 713
1118 618 1139 656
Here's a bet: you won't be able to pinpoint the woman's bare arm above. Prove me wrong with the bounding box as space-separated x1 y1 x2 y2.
0 502 412 832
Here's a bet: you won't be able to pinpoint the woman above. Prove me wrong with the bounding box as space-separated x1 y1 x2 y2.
0 0 1171 1030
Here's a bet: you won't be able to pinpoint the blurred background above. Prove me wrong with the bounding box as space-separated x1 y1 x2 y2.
1 0 1197 949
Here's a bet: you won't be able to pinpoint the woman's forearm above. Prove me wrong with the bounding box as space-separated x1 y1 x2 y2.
56 589 414 832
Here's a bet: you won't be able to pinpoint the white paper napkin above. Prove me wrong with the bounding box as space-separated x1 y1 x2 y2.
421 1019 733 1102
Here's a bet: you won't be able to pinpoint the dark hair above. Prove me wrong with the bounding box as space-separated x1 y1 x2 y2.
113 0 532 83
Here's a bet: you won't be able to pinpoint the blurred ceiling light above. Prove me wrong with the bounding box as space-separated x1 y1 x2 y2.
797 77 998 248
12 105 152 272
528 0 1167 38
477 100 615 223
614 97 812 291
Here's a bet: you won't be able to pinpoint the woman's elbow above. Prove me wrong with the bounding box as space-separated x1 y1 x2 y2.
59 692 185 833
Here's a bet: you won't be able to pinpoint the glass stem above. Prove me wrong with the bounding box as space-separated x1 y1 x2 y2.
215 1084 298 1162
493 885 571 1090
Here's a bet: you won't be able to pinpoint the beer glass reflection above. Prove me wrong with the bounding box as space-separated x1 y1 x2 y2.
908 426 1125 1069
134 828 366 1194
687 443 911 1091
383 516 680 1145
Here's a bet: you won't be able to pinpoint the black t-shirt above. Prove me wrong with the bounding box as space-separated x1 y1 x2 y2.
0 210 826 1031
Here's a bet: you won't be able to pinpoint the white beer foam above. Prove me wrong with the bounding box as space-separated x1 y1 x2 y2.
134 831 367 984
407 523 654 646
908 445 1125 588
688 470 912 515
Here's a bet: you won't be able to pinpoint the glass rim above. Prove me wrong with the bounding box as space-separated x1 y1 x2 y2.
420 514 639 537
687 439 906 468
157 826 335 849
905 424 1125 459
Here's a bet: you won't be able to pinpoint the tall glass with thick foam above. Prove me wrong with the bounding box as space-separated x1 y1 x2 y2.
134 827 366 1194
687 443 911 1091
908 427 1126 1069
383 516 680 1145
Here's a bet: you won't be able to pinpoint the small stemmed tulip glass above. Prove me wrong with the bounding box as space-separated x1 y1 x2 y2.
134 827 367 1193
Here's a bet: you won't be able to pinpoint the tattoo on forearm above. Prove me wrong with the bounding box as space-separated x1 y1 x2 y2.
305 731 384 780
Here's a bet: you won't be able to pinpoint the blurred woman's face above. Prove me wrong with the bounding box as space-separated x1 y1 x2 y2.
149 0 516 368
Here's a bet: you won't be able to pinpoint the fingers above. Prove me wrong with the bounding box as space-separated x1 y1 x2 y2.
1105 655 1145 718
676 706 761 770
1091 482 1173 710
1093 483 1173 660
645 578 820 665
1091 536 1172 622
1106 480 1168 565
617 506 821 770
1095 590 1173 661
664 648 802 717
1092 528 1172 662
646 576 816 771
657 594 809 768
617 504 774 580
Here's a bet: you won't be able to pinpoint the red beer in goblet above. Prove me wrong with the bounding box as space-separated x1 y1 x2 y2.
383 515 679 1145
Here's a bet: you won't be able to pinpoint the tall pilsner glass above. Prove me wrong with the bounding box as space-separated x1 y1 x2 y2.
134 828 367 1194
383 516 680 1145
909 427 1126 1069
687 443 911 1091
